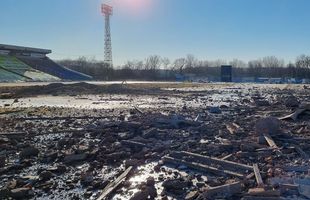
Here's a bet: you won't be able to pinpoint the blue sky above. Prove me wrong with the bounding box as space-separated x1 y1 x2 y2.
1 0 310 65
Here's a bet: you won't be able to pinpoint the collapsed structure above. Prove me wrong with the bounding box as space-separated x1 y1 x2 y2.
0 44 92 82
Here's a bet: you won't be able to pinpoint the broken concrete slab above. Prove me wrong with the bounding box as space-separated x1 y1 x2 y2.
19 146 39 159
255 117 281 136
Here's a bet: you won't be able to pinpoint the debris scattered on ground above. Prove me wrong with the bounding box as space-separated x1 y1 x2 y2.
0 82 310 199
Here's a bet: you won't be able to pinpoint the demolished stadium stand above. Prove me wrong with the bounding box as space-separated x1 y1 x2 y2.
0 44 92 82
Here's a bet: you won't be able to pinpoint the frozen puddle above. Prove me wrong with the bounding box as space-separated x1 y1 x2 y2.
0 94 227 109
113 162 209 200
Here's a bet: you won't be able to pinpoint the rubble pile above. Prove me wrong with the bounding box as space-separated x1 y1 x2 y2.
0 83 310 199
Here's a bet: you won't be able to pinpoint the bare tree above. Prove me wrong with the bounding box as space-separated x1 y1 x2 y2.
185 54 198 69
210 59 226 67
296 54 310 69
161 57 170 70
145 55 161 70
123 61 135 69
262 56 284 68
229 59 246 68
58 55 310 80
173 58 186 73
248 60 263 77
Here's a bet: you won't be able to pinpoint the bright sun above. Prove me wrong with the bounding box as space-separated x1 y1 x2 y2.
111 0 154 16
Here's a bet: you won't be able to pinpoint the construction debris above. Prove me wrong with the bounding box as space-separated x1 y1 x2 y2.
200 181 242 199
263 133 279 149
97 166 133 200
0 82 310 199
253 164 264 187
280 104 310 121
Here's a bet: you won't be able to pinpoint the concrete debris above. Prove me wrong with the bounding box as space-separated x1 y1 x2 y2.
284 95 300 108
162 178 190 194
208 106 222 114
19 146 39 159
39 170 54 181
255 117 281 136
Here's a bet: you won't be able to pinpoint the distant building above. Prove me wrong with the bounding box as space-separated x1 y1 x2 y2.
221 65 232 82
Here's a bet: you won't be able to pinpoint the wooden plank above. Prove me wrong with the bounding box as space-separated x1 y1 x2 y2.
253 164 264 187
201 181 242 199
133 106 143 114
221 154 233 160
279 104 310 121
173 151 253 172
194 114 200 122
163 156 245 178
248 188 280 197
263 133 278 149
279 108 306 121
226 123 241 134
242 196 284 200
97 166 133 200
121 140 148 148
245 172 255 180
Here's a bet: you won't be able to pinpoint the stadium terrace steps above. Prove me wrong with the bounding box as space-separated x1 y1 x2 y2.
0 44 92 82
0 55 60 82
17 56 92 81
0 68 27 82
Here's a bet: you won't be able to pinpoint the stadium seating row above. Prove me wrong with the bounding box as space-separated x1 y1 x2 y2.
17 56 92 81
0 68 27 82
0 55 92 82
0 55 59 82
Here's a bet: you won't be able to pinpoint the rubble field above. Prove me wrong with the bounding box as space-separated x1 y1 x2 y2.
0 82 310 200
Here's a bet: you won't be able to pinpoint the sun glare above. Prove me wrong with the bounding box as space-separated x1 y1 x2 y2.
111 0 154 17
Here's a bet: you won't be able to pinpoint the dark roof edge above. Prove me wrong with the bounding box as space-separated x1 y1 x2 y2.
0 44 52 54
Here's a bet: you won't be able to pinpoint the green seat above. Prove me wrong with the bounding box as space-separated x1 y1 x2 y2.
0 55 59 82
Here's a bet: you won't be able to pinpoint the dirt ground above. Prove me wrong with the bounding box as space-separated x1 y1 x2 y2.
0 82 310 200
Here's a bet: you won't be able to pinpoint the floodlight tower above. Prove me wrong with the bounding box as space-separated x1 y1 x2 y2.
101 4 113 67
